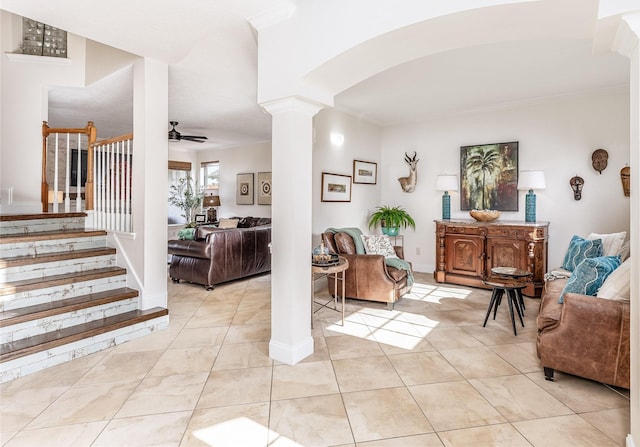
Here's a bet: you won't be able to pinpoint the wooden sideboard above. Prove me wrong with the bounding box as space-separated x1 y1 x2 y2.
434 219 549 297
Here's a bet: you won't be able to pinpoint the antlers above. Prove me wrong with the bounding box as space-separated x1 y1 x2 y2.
404 151 418 164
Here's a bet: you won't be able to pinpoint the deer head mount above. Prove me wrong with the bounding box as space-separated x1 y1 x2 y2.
398 151 419 193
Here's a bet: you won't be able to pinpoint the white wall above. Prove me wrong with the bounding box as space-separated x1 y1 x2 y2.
0 11 87 213
196 141 272 219
381 88 631 272
312 108 382 243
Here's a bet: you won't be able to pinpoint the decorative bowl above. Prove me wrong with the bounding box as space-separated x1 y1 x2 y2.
469 209 501 222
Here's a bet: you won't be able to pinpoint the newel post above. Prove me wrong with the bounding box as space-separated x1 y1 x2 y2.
85 121 96 211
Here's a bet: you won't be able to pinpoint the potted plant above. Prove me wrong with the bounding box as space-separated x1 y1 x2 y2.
168 175 204 228
367 205 416 236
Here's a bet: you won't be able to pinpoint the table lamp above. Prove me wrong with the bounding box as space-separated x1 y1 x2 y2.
202 194 221 222
436 175 458 220
517 170 546 222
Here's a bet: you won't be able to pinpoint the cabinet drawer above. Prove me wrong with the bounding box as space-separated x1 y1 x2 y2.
445 225 482 236
486 227 523 238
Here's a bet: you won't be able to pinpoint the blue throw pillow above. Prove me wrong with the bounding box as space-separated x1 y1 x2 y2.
559 255 621 303
561 235 603 272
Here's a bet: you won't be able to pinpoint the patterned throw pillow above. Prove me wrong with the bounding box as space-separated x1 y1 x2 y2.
561 235 603 272
559 255 621 303
361 235 397 258
596 258 631 301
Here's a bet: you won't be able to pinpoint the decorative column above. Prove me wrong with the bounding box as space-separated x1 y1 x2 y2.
612 13 640 447
261 97 325 364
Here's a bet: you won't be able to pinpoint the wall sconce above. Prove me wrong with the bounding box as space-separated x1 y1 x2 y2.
202 194 221 222
435 175 458 220
517 170 546 222
569 175 584 200
330 132 344 147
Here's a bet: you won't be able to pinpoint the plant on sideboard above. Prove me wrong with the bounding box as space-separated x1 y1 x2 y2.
168 175 203 228
367 205 416 236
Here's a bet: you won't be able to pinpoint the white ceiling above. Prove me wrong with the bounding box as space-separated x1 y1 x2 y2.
0 1 633 149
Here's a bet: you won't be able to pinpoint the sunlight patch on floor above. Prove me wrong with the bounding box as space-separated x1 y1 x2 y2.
325 281 475 349
193 417 303 447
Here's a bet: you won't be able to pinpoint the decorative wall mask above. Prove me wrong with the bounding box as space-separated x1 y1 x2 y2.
591 149 608 174
620 166 630 197
570 175 584 200
398 151 419 193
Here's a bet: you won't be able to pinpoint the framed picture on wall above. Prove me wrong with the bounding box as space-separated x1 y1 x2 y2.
460 141 518 211
257 172 272 205
236 172 254 205
353 160 377 184
321 172 352 202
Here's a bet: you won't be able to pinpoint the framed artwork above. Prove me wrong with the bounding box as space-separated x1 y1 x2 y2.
353 160 377 184
321 172 352 202
257 172 272 205
194 214 207 224
460 141 518 211
236 172 254 205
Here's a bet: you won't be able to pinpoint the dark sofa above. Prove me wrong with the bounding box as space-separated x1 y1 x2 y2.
168 217 271 290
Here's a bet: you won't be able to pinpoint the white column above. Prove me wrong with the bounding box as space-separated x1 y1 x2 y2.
612 13 640 446
262 97 325 364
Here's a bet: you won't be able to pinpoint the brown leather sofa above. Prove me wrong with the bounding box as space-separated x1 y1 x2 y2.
168 220 271 290
321 231 412 309
536 277 630 388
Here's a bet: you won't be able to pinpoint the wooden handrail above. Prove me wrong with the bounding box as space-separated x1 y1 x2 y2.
41 121 97 211
91 133 133 147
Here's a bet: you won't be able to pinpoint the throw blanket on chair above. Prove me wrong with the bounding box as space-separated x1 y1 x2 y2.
325 227 414 287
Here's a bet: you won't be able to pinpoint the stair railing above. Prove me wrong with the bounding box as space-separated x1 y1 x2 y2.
41 121 97 213
92 133 134 233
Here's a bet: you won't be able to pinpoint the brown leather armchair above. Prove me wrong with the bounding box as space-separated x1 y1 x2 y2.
536 277 630 388
321 231 412 309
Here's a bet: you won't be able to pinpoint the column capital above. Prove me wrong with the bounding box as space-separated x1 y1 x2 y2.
260 96 327 117
613 13 640 58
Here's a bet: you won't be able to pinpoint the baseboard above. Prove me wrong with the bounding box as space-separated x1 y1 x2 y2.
269 336 314 365
627 434 636 447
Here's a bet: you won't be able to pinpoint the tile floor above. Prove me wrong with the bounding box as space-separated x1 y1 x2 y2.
0 272 630 447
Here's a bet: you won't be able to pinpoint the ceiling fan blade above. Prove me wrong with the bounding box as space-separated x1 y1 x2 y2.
182 135 208 142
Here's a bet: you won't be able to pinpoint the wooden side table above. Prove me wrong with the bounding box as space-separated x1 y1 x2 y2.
311 256 348 328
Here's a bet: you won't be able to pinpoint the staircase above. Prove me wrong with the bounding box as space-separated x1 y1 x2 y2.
0 212 168 383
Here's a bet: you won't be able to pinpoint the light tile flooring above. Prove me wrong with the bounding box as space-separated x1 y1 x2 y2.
0 272 630 447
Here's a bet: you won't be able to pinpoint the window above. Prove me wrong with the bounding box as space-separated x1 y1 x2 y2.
168 161 191 225
201 161 220 192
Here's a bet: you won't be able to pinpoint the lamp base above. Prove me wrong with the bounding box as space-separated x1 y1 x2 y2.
206 208 217 223
525 190 536 222
442 192 451 220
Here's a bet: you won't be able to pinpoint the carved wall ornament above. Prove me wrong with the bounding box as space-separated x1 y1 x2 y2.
620 166 630 197
398 151 419 193
569 175 584 200
591 148 608 174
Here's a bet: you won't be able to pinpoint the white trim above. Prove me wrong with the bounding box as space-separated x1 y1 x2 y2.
269 336 314 365
4 52 72 65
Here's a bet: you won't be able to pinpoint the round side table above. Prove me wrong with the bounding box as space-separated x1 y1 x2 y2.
311 256 348 328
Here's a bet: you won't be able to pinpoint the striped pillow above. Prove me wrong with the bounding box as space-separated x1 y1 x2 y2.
559 255 621 303
561 235 603 272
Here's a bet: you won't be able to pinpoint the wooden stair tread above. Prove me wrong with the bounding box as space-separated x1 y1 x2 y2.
0 212 87 222
0 247 117 269
0 287 139 327
0 229 107 244
0 266 127 296
0 308 169 363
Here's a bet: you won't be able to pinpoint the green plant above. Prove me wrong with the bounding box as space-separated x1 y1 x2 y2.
367 205 416 231
168 175 203 227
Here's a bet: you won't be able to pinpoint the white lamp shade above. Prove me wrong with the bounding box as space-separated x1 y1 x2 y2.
436 175 458 192
518 170 546 190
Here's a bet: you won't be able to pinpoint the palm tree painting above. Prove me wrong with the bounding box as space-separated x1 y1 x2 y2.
460 142 518 211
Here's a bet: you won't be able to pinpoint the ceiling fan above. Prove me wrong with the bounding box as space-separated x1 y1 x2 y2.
168 121 208 143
